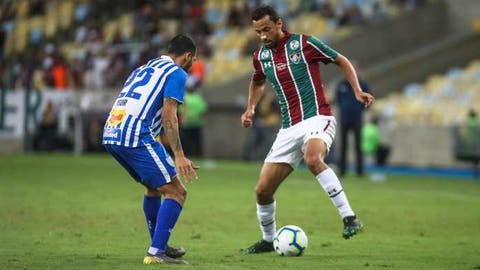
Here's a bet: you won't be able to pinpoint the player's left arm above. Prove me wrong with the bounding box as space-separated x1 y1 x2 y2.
162 98 183 155
163 97 198 182
334 55 374 108
162 70 198 182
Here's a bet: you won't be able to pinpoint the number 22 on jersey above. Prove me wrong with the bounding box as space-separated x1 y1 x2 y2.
118 67 155 100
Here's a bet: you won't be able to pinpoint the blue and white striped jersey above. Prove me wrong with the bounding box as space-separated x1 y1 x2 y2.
103 55 187 147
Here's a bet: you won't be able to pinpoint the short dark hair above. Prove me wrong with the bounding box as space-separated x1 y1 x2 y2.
251 5 280 22
167 34 196 56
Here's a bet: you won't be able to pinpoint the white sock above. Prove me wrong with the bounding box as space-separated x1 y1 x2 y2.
148 247 160 255
256 201 276 242
316 168 355 218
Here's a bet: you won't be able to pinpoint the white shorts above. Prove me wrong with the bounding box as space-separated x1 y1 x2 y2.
264 115 336 169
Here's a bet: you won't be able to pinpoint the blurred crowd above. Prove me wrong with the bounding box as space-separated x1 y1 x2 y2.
2 0 446 168
0 0 213 92
0 0 426 92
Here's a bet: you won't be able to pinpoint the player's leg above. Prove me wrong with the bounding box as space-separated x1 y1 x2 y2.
256 162 293 238
244 124 302 254
143 188 161 240
138 140 190 264
305 138 352 212
143 187 185 259
144 177 188 264
244 162 293 254
105 143 187 264
105 144 177 253
106 144 165 242
303 116 363 239
304 138 363 239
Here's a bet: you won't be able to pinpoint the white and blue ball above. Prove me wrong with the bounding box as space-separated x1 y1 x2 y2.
273 225 308 256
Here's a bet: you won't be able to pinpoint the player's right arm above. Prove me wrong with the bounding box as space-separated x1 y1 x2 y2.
242 51 267 128
242 78 266 128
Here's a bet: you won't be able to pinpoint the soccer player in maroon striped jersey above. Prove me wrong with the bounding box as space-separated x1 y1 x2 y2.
241 5 374 254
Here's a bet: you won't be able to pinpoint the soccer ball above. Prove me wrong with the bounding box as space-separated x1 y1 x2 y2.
273 225 308 256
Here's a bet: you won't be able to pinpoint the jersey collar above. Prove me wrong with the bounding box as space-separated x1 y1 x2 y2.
273 31 291 51
160 55 174 63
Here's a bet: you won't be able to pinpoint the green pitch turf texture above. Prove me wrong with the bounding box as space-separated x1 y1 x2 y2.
1 154 479 270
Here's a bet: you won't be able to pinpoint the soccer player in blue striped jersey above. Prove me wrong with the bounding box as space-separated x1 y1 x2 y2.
103 35 198 265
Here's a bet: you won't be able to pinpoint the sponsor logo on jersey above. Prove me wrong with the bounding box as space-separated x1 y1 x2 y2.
107 108 126 127
103 128 121 141
263 61 272 69
276 62 287 71
289 52 301 64
115 99 128 106
261 50 270 59
289 40 300 50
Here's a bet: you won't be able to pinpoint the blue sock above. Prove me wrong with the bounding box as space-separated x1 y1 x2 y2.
143 196 161 240
149 199 182 254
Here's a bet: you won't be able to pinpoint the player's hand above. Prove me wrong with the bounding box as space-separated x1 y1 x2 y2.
355 92 375 108
175 156 198 183
241 109 255 128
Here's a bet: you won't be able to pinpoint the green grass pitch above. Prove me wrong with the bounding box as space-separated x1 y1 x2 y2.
1 154 479 269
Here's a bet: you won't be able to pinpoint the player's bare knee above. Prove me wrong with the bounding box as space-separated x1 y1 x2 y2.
145 187 161 197
304 154 321 169
255 185 273 203
179 186 187 201
305 155 329 174
164 190 186 205
170 185 187 204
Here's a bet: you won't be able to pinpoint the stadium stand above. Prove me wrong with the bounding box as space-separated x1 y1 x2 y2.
0 0 425 91
374 59 480 126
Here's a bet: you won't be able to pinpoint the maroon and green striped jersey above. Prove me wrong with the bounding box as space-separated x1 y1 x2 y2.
252 31 338 128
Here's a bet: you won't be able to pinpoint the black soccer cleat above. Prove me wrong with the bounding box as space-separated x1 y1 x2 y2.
243 239 274 254
143 253 188 265
342 215 363 239
165 245 186 258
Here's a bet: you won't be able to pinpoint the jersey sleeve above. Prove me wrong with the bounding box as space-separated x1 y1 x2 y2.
252 50 266 81
164 68 187 104
304 36 339 64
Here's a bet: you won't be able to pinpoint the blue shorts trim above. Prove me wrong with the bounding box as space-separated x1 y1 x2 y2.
104 141 177 189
